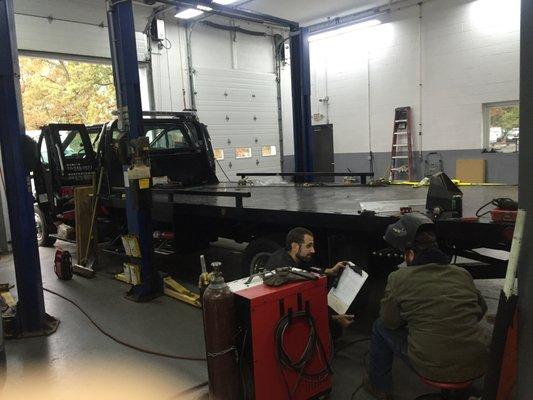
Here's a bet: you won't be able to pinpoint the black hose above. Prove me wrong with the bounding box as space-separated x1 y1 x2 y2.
275 310 332 398
43 287 207 362
202 20 268 37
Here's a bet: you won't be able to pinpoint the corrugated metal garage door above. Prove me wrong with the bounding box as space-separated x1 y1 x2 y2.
15 14 149 62
194 67 281 181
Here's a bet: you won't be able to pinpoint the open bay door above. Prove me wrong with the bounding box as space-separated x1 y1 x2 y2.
191 23 282 181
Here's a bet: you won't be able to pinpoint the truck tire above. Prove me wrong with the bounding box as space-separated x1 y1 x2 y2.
34 205 56 247
241 237 282 277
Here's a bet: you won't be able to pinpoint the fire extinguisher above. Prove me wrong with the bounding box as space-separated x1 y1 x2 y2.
202 262 240 399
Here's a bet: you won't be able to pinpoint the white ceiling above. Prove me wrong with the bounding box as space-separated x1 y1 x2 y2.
235 0 388 25
13 0 389 29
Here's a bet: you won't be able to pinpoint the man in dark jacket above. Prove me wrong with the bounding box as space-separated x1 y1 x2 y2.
266 227 355 335
265 227 346 277
364 213 489 400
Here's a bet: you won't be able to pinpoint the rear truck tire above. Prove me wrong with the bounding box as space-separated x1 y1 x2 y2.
34 205 56 247
241 237 282 277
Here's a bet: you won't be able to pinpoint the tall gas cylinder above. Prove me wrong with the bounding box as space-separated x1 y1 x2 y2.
202 262 240 399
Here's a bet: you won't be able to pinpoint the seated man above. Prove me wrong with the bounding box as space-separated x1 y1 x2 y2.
266 227 354 335
365 213 489 400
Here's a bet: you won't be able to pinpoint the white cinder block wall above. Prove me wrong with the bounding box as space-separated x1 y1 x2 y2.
293 0 520 182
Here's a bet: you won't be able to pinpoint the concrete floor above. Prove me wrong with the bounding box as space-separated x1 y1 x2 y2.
0 240 500 399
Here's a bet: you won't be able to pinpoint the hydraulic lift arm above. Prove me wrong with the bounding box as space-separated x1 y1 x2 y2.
106 0 160 300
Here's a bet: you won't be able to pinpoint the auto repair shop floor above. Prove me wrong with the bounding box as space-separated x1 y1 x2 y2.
0 240 498 399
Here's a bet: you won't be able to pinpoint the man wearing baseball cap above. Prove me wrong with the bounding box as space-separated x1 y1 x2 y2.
364 213 489 400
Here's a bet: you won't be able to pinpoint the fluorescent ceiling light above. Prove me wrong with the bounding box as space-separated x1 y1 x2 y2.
308 19 382 42
212 0 239 5
174 8 204 19
197 4 213 11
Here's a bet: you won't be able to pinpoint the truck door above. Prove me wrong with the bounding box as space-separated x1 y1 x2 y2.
48 123 96 189
38 124 96 219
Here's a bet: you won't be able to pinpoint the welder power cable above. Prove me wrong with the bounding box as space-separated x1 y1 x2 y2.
275 310 332 398
43 287 207 362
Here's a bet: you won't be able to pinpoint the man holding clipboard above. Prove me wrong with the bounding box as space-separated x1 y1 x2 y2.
265 227 356 337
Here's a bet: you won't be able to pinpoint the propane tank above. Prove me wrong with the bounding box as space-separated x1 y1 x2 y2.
202 261 240 400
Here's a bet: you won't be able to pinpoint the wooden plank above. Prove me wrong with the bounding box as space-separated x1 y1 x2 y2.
456 159 486 183
74 186 97 265
1 291 16 307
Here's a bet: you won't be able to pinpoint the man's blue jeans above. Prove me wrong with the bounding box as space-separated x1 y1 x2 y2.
369 318 413 393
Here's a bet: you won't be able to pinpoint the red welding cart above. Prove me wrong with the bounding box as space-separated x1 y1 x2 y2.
230 276 332 400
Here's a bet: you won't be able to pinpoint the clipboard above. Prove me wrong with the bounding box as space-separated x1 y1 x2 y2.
328 265 368 315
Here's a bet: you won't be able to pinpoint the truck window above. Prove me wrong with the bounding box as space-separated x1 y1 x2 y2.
147 127 190 150
59 130 87 158
40 137 49 166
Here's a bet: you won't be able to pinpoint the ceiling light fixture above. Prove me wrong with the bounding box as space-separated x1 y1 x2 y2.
174 8 204 19
197 4 213 11
212 0 239 5
308 19 382 42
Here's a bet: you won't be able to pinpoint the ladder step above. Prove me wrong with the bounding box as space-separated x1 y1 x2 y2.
394 132 407 135
392 156 409 159
395 119 408 122
393 144 408 147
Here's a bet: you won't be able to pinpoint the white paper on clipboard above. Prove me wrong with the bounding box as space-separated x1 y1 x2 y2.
328 267 369 315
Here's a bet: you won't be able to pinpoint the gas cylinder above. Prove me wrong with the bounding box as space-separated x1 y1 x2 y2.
202 262 240 400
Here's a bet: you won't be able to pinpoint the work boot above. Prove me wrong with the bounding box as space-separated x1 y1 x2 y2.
362 376 394 400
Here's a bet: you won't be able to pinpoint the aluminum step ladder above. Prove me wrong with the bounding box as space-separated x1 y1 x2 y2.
389 106 414 181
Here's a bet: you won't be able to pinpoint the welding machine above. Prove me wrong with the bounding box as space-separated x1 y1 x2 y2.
229 274 332 400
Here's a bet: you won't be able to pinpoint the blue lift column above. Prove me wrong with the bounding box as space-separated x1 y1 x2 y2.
0 0 58 335
290 27 313 179
106 0 159 300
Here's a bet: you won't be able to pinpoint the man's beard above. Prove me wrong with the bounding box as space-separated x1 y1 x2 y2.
296 249 312 262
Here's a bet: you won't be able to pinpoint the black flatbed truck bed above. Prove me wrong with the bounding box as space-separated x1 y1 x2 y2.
109 183 516 279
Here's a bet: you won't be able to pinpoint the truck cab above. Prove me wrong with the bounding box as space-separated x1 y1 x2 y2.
32 111 218 246
96 112 218 194
33 123 97 246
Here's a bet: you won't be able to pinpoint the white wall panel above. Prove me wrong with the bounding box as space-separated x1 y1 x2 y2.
303 0 520 157
421 0 520 150
151 22 189 111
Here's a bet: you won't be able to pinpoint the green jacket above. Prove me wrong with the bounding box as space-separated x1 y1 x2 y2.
380 262 490 382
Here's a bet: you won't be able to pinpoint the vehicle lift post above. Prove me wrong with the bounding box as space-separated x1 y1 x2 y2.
106 0 160 300
289 26 314 181
0 0 58 335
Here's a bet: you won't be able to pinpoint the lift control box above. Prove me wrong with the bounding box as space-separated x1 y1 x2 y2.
230 275 332 400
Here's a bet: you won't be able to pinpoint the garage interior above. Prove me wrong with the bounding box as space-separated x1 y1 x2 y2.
0 0 531 399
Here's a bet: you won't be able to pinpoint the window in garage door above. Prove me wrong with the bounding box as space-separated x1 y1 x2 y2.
19 55 151 131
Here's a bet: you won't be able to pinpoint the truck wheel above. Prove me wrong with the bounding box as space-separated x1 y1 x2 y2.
241 238 282 277
34 205 56 247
